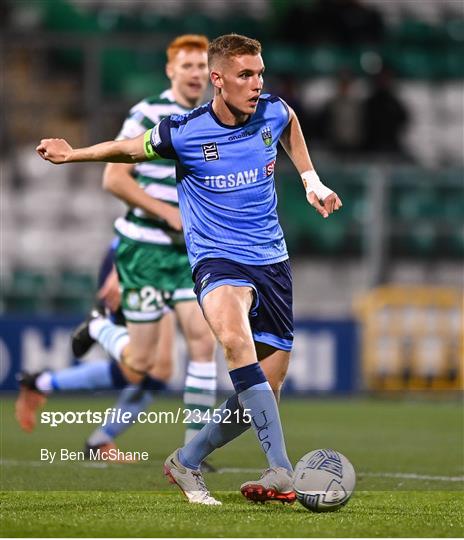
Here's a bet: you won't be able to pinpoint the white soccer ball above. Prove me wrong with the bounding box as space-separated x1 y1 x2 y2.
293 449 356 512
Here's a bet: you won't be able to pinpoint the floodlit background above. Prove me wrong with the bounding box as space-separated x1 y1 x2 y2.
1 0 463 394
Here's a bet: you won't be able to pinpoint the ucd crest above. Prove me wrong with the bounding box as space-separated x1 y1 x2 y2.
261 126 272 147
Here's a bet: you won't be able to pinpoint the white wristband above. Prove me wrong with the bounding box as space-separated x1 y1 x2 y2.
301 170 333 200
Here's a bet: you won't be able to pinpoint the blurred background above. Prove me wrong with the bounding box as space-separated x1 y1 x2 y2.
1 0 463 394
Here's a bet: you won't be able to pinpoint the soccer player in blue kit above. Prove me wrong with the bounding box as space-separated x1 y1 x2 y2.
37 34 342 506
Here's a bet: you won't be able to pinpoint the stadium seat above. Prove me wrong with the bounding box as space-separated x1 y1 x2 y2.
305 47 347 77
448 226 464 257
314 218 347 253
442 186 464 221
407 223 438 255
52 270 96 313
41 0 100 33
4 269 52 313
391 19 446 45
121 73 166 100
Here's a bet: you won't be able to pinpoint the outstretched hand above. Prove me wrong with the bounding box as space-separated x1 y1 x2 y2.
307 191 342 219
36 138 73 164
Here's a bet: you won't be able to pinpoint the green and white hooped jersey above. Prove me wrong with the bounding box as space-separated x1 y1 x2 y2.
114 89 190 246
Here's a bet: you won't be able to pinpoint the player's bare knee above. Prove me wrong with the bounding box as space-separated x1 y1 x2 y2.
119 344 131 364
119 362 144 385
120 347 148 376
220 331 248 356
189 337 216 361
152 368 171 383
124 349 155 375
149 358 173 382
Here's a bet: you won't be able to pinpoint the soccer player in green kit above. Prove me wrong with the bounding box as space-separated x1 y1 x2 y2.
18 35 218 465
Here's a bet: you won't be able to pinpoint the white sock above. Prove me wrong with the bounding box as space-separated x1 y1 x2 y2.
35 372 53 393
87 428 113 447
88 317 111 340
183 360 217 445
89 318 130 361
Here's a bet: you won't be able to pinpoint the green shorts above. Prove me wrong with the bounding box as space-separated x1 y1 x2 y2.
115 237 195 323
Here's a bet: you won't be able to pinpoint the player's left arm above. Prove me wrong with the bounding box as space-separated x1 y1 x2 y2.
279 106 342 218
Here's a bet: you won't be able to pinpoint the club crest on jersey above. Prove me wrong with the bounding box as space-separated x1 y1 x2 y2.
202 142 219 161
127 291 140 309
261 126 272 147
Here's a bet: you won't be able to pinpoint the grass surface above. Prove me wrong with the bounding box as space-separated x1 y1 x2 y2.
1 395 463 537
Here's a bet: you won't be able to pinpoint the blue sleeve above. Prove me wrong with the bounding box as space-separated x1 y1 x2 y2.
264 94 291 131
148 117 178 160
278 97 291 127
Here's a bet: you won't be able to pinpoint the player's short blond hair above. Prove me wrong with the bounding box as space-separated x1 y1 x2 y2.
208 34 262 67
166 34 209 63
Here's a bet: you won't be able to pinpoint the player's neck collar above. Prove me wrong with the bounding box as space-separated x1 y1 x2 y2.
208 101 253 130
162 88 191 111
161 88 175 102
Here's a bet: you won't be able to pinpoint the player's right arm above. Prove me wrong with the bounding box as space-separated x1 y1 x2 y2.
36 131 153 164
102 163 182 231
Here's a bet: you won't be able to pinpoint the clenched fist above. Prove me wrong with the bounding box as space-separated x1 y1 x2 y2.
36 138 73 164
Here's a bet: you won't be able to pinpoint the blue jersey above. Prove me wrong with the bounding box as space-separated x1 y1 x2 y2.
147 94 290 269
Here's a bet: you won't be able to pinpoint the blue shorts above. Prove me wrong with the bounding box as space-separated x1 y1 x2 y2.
98 238 125 325
193 258 294 352
97 238 119 289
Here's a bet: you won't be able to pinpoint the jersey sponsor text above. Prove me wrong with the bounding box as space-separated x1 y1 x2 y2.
204 168 259 188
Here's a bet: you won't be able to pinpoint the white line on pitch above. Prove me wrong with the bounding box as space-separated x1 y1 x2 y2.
2 460 463 482
361 472 464 482
216 468 464 482
216 468 261 474
0 459 115 469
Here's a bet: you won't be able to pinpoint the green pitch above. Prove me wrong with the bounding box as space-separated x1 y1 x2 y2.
1 396 463 537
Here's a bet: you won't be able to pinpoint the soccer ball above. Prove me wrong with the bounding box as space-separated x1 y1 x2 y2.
293 449 356 512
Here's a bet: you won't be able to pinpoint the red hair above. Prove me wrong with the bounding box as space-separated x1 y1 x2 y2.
167 34 209 63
